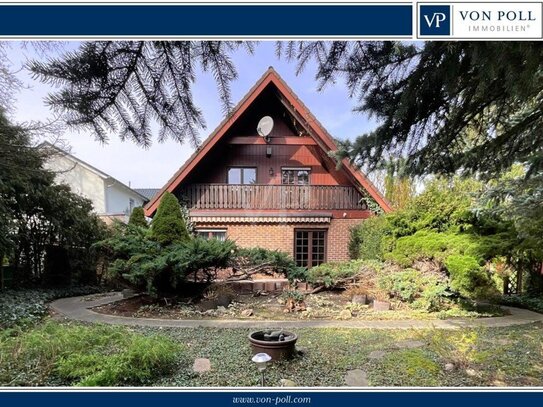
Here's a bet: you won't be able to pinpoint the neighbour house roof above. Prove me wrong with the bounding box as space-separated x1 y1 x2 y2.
144 67 392 216
40 141 149 202
133 188 161 201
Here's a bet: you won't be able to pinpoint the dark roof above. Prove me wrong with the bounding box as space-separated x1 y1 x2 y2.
134 188 161 201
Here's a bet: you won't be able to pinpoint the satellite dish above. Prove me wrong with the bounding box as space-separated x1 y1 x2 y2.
257 116 274 138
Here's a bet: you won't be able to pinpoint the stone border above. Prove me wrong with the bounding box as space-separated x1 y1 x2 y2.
50 292 543 330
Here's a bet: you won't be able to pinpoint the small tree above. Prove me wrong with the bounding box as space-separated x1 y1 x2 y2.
150 192 189 246
128 207 148 228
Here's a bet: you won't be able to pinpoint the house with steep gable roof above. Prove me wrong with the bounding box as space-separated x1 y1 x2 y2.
145 68 391 264
41 142 148 223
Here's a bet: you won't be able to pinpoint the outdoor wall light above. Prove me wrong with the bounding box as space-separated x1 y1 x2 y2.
252 352 272 386
269 167 274 176
266 146 273 158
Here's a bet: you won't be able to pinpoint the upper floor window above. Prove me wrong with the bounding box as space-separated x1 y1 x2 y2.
128 198 135 213
228 167 256 185
282 168 310 185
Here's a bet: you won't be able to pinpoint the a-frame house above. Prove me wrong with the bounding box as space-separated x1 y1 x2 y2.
145 67 391 265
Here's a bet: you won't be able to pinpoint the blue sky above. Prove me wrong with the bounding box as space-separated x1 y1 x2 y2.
8 41 378 188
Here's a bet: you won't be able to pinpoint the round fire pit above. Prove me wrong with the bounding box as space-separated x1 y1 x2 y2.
248 330 298 361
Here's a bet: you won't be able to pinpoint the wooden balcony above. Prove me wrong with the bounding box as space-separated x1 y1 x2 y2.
179 184 368 210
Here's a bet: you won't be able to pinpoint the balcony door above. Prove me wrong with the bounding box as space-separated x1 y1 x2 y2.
294 229 326 268
281 168 310 209
227 167 256 208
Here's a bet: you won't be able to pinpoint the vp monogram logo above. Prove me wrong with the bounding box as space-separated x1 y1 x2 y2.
419 5 451 36
424 12 447 28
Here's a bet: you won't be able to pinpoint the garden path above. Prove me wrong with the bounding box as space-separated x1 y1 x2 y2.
50 292 543 329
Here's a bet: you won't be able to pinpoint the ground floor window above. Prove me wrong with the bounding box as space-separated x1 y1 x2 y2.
195 229 227 241
294 229 326 268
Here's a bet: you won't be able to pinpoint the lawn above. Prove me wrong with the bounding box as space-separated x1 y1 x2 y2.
1 319 542 387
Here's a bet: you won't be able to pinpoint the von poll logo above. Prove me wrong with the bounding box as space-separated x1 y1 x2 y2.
419 5 451 36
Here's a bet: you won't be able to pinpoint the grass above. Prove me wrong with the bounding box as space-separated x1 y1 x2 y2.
0 321 182 386
151 323 543 387
1 320 542 387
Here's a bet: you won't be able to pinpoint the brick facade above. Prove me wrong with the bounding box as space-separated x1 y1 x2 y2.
195 218 363 262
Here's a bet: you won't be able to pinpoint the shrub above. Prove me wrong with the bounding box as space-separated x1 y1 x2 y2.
150 192 189 246
377 269 449 311
169 238 236 282
128 207 148 228
114 237 236 295
444 255 498 299
386 177 482 238
349 216 390 260
234 247 305 281
0 322 181 386
306 260 381 288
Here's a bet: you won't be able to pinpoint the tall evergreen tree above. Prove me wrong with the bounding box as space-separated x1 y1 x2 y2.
280 41 543 180
128 207 148 228
150 192 189 246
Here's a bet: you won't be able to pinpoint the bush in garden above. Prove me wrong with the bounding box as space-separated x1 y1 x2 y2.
97 220 304 295
0 322 181 386
168 237 236 283
234 247 306 281
128 207 148 228
349 216 391 260
444 255 499 299
306 260 382 289
377 269 450 311
150 192 190 246
99 229 236 295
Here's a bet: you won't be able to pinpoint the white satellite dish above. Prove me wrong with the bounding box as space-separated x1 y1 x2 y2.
257 116 274 138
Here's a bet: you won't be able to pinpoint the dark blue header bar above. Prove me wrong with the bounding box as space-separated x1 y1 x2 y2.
0 4 412 37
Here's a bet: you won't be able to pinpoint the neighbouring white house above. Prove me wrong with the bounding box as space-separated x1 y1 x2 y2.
41 142 148 223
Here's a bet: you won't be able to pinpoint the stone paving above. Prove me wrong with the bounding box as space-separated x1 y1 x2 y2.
50 292 543 330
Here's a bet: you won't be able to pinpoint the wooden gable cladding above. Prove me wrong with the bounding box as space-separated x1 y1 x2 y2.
185 142 351 186
223 85 306 139
144 67 392 216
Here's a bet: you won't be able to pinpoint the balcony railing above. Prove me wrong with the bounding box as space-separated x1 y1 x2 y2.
179 184 368 210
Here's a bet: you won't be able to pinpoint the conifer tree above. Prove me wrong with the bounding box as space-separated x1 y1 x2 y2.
150 192 189 246
128 207 148 228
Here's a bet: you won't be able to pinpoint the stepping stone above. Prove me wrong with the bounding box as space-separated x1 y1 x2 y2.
193 358 211 373
344 369 368 387
368 350 386 360
394 340 425 349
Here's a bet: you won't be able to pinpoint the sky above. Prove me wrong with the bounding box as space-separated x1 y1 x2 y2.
6 41 378 189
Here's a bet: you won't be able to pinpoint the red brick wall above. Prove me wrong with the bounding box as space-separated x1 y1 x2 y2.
195 218 363 262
